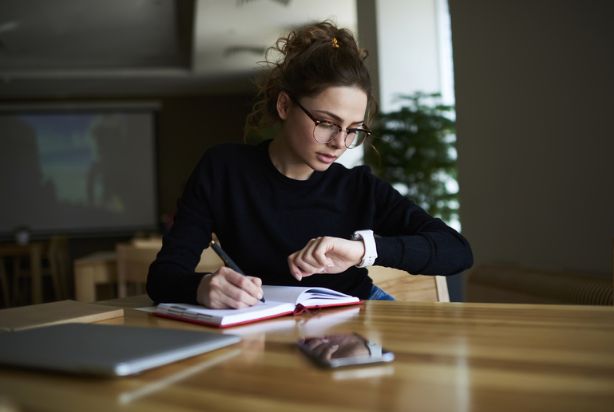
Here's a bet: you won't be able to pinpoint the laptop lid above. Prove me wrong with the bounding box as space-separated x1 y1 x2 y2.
0 323 241 377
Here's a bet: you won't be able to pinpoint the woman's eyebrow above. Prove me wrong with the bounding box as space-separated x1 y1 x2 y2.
313 109 365 126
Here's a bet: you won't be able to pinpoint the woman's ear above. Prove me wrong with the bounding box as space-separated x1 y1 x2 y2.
276 91 291 120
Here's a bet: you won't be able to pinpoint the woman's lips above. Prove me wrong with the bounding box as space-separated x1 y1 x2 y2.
316 152 338 164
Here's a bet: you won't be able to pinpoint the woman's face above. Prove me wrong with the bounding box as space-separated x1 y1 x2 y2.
275 85 368 179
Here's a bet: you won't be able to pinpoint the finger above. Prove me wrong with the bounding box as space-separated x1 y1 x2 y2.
215 279 259 308
287 253 305 280
309 238 336 268
249 276 265 300
299 237 337 272
295 258 323 275
203 274 246 309
204 272 242 308
322 344 339 360
221 286 260 308
207 287 237 309
292 247 328 276
306 338 329 351
288 238 322 279
311 342 339 359
299 238 327 268
288 254 321 279
223 269 264 300
214 269 262 308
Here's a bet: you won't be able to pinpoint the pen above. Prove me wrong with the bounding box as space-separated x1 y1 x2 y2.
210 240 265 303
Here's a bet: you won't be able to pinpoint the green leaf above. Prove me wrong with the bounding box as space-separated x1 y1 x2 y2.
367 92 459 224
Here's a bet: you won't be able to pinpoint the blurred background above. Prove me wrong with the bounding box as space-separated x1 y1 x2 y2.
0 0 612 306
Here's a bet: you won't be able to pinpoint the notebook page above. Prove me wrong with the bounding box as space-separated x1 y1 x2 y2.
262 285 359 307
262 285 311 304
296 288 360 307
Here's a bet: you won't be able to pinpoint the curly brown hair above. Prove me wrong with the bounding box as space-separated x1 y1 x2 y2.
245 20 375 140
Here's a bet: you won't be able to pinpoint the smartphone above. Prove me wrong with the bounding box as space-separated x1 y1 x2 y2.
297 333 394 368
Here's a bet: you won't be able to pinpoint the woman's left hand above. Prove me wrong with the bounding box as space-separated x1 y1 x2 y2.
288 236 365 280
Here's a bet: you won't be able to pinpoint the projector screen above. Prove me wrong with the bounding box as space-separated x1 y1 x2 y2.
0 107 158 238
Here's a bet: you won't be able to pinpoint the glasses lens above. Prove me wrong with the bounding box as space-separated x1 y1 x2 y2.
314 122 340 143
345 130 368 149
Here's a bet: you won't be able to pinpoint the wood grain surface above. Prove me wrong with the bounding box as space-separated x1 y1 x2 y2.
1 298 613 412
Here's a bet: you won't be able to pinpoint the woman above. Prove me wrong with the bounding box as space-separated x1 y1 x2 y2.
147 21 473 308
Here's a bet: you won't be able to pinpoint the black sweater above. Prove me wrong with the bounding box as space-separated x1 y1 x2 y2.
147 140 473 303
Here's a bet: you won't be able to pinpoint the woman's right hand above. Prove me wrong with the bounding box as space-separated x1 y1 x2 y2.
196 267 264 309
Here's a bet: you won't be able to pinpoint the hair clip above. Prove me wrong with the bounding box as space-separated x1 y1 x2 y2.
331 37 340 49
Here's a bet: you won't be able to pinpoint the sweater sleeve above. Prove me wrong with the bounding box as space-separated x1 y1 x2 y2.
370 172 473 276
146 151 217 304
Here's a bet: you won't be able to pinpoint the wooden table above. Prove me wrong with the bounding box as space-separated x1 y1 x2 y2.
0 242 44 304
1 299 614 411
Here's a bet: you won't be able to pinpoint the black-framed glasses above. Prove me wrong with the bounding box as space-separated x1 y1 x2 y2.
290 96 372 149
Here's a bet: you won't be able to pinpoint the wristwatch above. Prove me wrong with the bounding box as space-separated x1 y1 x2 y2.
351 229 378 268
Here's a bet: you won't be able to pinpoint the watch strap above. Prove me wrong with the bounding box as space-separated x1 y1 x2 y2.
352 229 378 268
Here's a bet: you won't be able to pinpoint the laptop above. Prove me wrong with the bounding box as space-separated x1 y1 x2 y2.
0 323 241 377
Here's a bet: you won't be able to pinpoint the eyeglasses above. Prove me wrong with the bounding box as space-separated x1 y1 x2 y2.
290 96 371 149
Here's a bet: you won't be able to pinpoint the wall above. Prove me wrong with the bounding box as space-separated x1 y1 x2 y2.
450 1 614 276
156 95 253 215
374 0 443 112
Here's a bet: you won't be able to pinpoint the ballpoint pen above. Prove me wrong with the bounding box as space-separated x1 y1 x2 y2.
210 240 265 303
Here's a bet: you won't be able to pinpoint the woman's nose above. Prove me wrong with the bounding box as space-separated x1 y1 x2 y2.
328 129 347 149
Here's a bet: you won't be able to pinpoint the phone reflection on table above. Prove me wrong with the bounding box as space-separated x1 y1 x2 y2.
298 333 394 368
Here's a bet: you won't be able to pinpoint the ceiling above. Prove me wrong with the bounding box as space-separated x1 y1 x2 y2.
0 0 357 98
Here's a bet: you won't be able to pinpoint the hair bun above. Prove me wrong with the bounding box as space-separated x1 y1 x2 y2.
244 20 375 141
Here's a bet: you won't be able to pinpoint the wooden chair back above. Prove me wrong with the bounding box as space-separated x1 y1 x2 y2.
46 235 70 300
9 236 70 304
368 266 449 302
116 243 158 298
116 238 223 298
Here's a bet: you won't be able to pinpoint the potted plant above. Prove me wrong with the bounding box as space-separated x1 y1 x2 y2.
365 92 458 225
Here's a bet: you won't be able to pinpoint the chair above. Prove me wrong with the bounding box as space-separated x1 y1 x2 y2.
13 236 70 303
368 266 450 302
116 242 158 298
116 238 223 298
73 251 118 303
8 242 49 306
45 235 70 300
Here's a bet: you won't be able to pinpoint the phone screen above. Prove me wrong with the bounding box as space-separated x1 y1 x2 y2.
297 333 394 368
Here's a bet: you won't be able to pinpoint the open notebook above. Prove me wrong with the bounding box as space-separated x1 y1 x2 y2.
154 285 362 328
